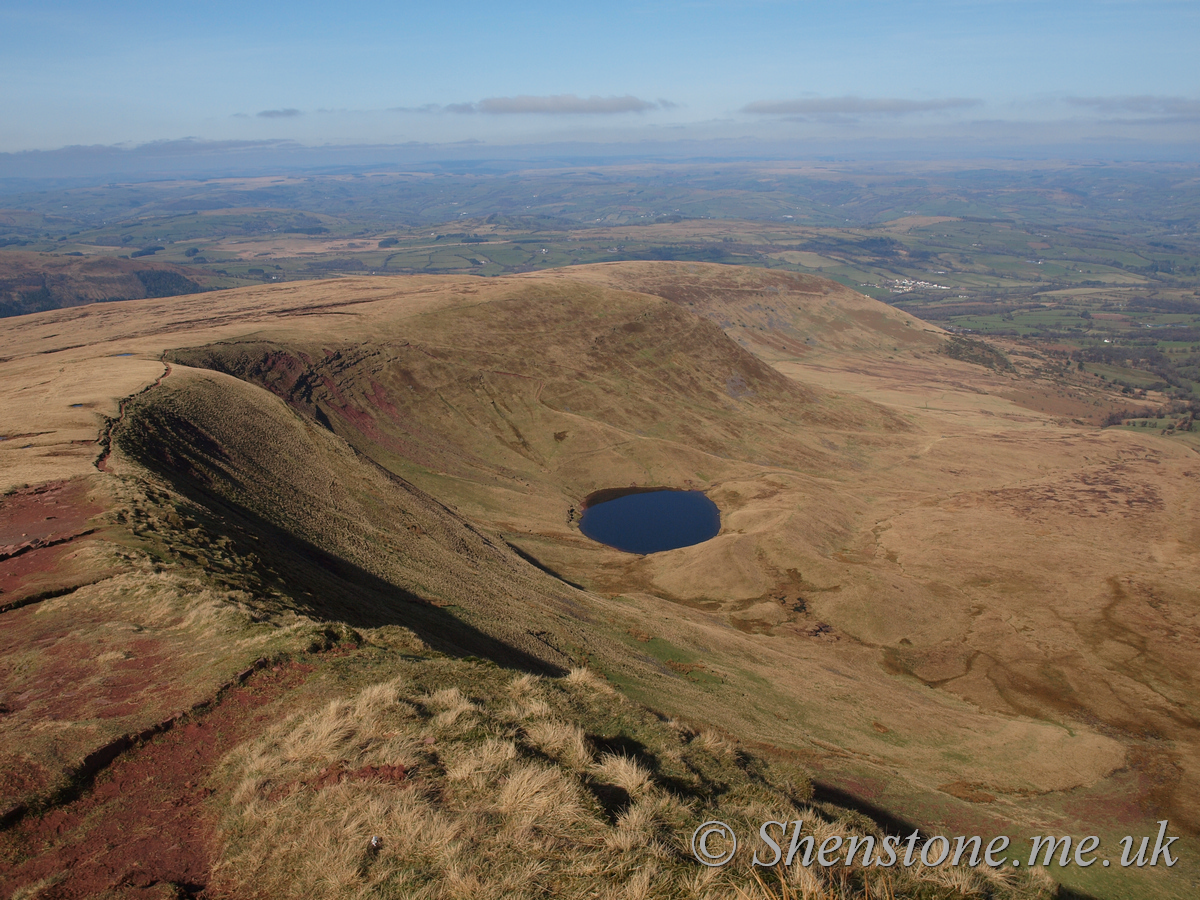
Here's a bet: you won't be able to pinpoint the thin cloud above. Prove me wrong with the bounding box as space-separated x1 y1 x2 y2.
743 96 982 116
257 108 303 119
1066 95 1200 118
451 94 663 115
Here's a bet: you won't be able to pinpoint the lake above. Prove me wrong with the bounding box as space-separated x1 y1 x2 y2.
578 489 720 554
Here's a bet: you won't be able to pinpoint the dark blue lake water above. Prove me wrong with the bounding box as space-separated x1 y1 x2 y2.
579 490 720 554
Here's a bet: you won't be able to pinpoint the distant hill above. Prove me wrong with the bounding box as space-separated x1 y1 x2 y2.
536 261 945 357
0 251 205 317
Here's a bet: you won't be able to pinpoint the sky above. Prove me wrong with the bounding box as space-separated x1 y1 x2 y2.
2 0 1199 161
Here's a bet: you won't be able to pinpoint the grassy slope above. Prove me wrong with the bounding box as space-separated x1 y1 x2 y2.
214 660 1056 900
1 365 1054 900
150 274 1165 896
162 269 1200 899
2 264 1197 898
115 367 624 674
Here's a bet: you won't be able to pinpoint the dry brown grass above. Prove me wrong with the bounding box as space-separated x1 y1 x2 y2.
4 263 1191 896
737 860 1056 900
213 665 1056 900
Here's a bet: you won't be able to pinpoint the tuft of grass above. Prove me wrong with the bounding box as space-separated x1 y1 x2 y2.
212 662 1057 900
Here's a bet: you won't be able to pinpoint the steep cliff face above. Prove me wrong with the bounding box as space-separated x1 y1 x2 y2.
115 365 625 674
165 276 900 535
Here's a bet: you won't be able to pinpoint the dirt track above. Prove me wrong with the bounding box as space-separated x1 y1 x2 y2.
95 362 172 472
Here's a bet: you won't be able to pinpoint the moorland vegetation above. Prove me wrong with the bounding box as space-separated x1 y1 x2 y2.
1 253 1198 899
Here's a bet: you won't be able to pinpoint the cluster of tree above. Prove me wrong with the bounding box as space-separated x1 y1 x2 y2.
303 258 366 273
858 236 902 257
1074 343 1196 395
797 235 901 259
1125 295 1200 315
618 245 741 264
938 335 1014 371
133 270 202 298
1102 399 1200 427
1103 258 1200 278
5 285 57 317
287 214 328 235
427 233 493 243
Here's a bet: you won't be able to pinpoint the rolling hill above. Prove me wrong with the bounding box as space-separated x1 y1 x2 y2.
2 263 1197 899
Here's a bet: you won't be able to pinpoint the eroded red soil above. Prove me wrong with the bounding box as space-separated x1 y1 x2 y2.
0 479 105 609
0 661 313 899
0 479 100 549
0 594 205 809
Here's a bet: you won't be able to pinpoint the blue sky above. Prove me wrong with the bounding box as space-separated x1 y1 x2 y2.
2 0 1198 155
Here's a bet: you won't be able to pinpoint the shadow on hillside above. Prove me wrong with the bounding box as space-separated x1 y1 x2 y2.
193 490 561 675
116 421 565 677
811 781 920 837
504 541 587 591
812 783 1105 900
